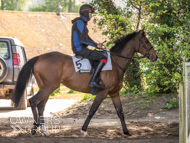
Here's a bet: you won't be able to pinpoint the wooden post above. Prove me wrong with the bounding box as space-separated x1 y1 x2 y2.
179 81 185 143
180 62 190 143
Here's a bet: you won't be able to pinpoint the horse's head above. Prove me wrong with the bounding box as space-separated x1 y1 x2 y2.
136 28 158 62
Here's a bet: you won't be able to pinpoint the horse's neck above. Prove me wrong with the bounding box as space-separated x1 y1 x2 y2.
113 41 136 73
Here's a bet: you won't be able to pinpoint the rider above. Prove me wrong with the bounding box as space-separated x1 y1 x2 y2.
71 4 107 89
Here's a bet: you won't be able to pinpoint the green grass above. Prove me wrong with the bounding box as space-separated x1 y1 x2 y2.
120 90 127 96
140 103 150 109
161 98 179 109
124 93 156 109
48 85 94 100
68 89 75 94
50 87 60 96
67 89 82 94
125 100 151 109
80 94 96 102
125 101 140 107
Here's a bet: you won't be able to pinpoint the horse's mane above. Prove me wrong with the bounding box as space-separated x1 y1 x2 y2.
110 31 137 53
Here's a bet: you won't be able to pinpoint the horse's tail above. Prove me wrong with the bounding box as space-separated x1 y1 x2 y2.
12 56 39 108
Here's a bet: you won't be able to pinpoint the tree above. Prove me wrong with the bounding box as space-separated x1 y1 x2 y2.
68 0 72 12
29 0 80 13
90 0 143 92
73 0 75 13
91 0 190 94
1 0 27 11
126 0 190 93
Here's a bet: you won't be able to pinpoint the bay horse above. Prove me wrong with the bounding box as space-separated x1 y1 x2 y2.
12 28 158 136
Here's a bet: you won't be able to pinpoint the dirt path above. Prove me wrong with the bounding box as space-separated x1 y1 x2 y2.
0 122 178 143
0 137 178 143
0 110 179 143
0 94 179 143
55 94 179 121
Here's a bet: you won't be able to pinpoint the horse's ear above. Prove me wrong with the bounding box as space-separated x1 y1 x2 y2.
139 27 145 35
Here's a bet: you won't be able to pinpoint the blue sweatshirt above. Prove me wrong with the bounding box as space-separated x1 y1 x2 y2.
71 16 98 54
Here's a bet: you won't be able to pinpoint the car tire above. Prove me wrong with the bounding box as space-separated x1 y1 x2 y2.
0 57 8 82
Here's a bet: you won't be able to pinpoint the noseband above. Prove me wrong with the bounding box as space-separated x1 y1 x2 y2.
110 32 153 72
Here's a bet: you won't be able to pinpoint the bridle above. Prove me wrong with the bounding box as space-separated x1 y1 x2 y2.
110 32 153 72
136 32 153 59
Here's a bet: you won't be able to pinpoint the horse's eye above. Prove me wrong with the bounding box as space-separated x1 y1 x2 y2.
145 40 149 43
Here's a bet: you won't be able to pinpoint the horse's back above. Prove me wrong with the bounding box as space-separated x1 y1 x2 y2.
33 52 73 87
40 51 70 60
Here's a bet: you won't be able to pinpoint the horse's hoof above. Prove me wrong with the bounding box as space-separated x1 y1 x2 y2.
40 125 49 137
124 131 132 136
81 130 87 137
41 130 49 137
31 128 37 135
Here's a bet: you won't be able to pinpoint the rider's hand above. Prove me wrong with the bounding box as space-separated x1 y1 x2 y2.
97 43 104 49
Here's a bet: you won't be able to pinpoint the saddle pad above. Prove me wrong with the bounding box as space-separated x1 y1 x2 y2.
72 50 112 72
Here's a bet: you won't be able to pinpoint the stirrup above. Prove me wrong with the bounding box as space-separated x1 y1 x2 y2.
89 81 104 89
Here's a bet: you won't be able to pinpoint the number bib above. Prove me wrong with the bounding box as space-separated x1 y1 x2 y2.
72 51 112 72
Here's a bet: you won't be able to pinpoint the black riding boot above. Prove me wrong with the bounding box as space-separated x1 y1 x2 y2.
89 61 105 89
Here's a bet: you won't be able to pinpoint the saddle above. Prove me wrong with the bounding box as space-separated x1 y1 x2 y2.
89 50 108 72
72 50 112 72
75 50 108 95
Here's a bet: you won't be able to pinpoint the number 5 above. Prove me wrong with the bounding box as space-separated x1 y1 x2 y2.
75 60 82 69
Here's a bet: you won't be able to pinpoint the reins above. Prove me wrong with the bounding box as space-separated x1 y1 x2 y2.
110 54 126 73
105 32 153 72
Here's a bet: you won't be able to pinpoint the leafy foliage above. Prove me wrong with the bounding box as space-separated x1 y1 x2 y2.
141 0 190 93
90 0 142 91
161 98 179 109
80 94 95 102
90 0 190 94
50 87 60 96
0 0 28 11
124 59 142 92
68 89 75 94
29 0 80 13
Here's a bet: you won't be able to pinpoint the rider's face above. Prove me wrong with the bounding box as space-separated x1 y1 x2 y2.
89 13 92 20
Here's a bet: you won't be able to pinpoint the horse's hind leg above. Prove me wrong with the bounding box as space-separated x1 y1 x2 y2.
37 97 49 136
82 90 107 136
111 94 131 136
29 91 42 135
29 90 50 135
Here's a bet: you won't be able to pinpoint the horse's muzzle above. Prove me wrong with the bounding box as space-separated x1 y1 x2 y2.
155 55 158 61
150 54 158 62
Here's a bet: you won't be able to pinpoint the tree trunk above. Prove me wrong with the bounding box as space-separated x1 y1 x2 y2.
16 0 19 11
136 5 141 30
1 0 4 10
73 0 75 13
68 0 71 12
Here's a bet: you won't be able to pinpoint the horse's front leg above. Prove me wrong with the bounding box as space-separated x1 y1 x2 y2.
82 90 107 136
111 94 131 136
